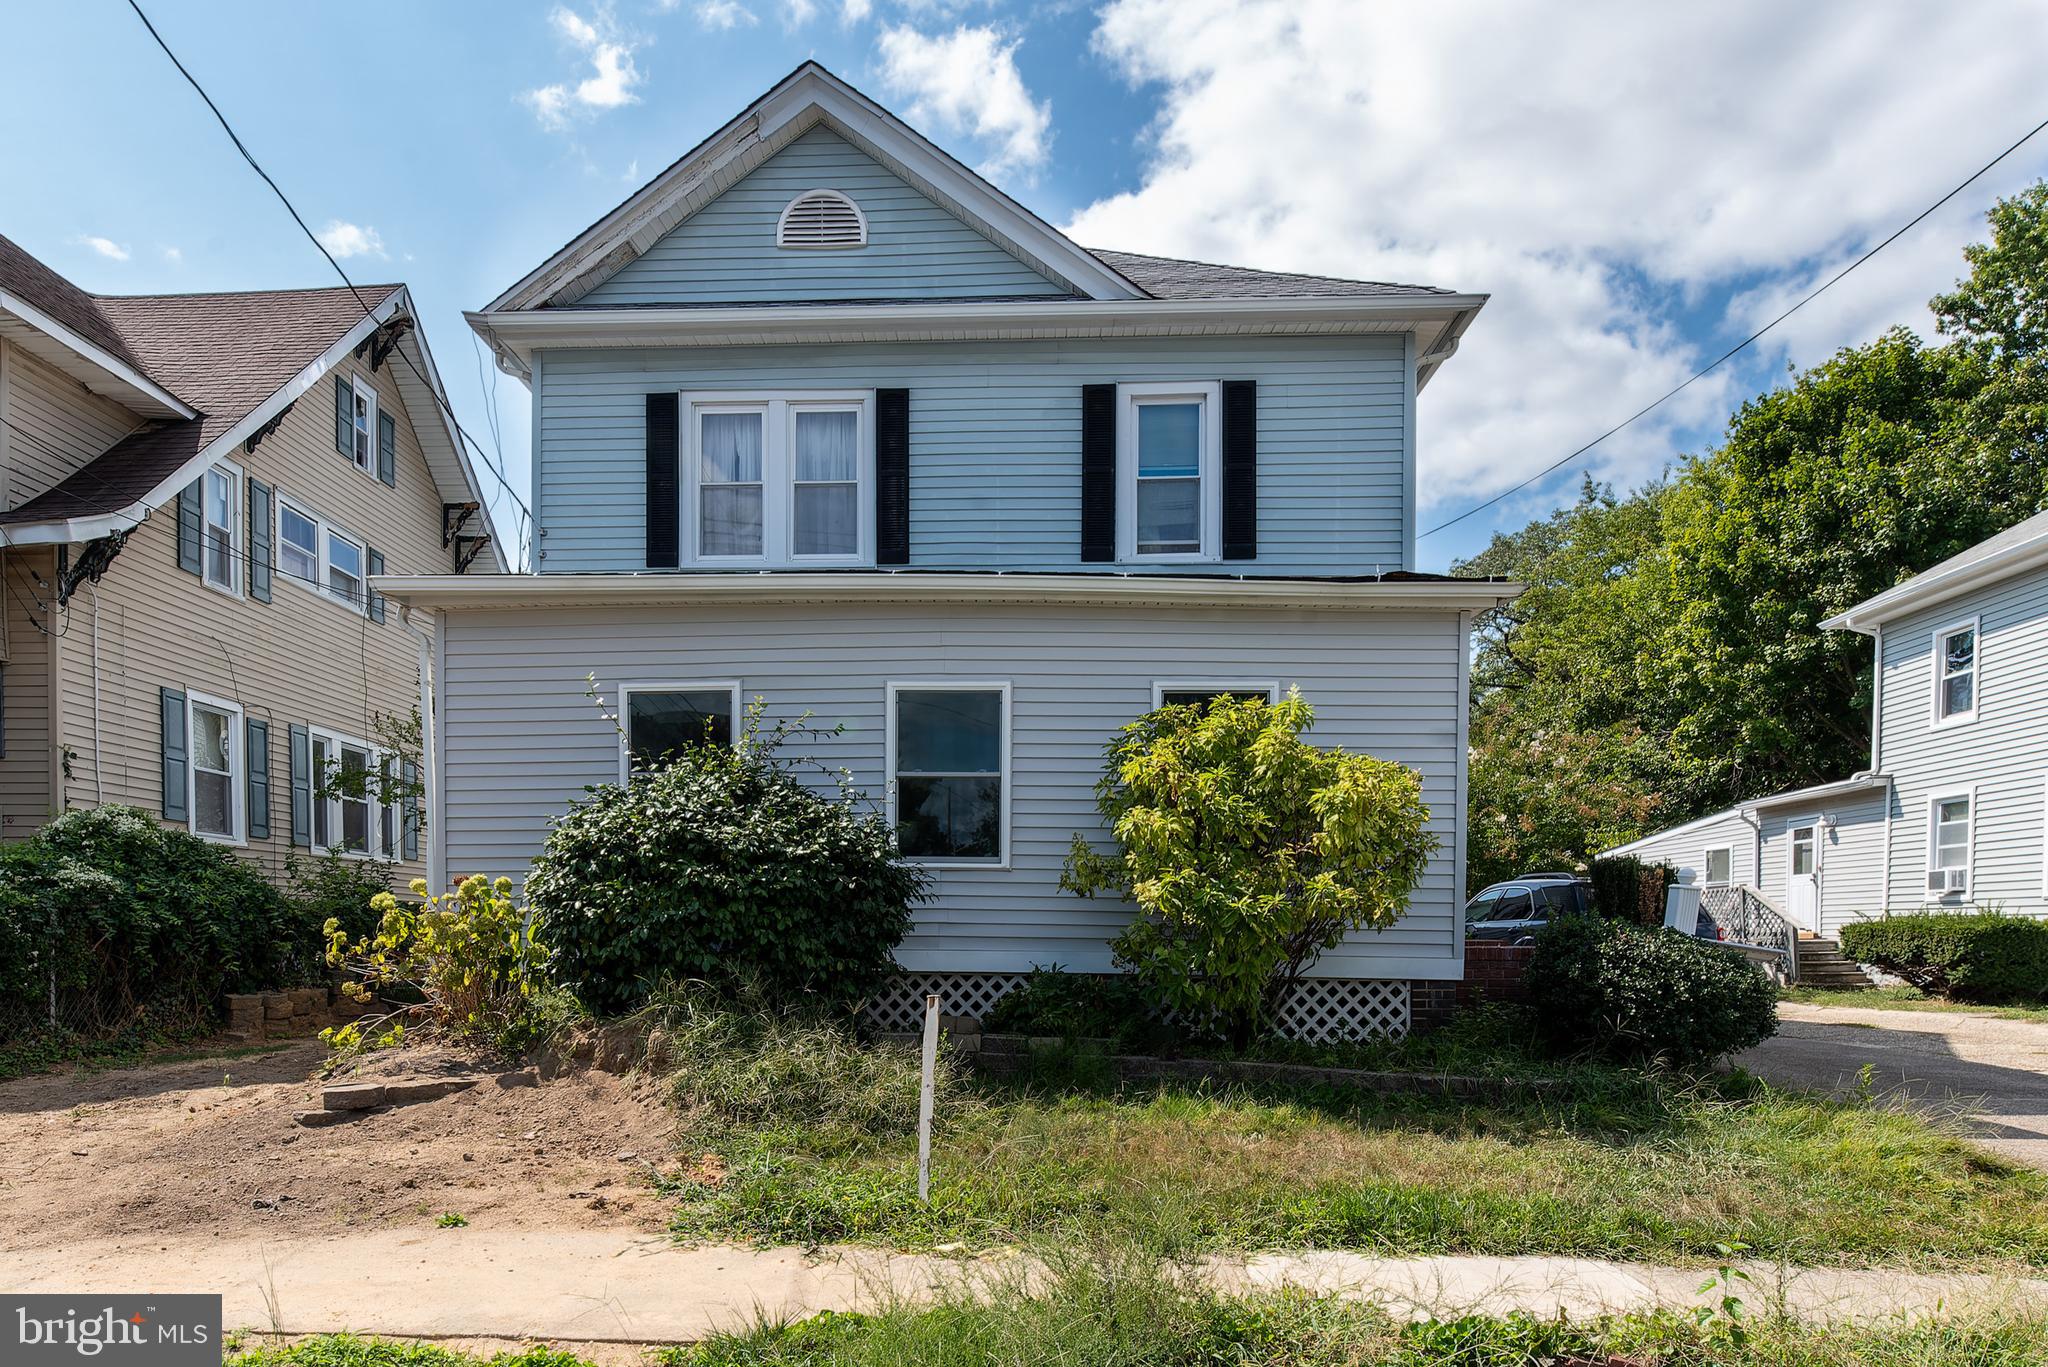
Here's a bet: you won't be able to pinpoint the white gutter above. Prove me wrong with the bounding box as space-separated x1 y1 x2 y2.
372 570 1522 614
1739 772 1890 814
0 290 197 420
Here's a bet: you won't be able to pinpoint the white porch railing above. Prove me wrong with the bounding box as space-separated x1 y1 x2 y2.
1695 884 1802 983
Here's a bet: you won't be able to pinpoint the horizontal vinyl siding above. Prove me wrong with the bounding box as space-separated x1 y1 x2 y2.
2 341 142 510
1604 809 1758 888
583 126 1070 305
535 334 1410 575
438 601 1465 978
1876 566 2048 916
49 357 446 886
1755 793 1887 935
0 549 55 837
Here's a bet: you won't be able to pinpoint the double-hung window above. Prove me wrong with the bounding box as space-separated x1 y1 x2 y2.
276 496 369 616
311 727 400 857
202 464 240 595
1933 618 1978 725
1926 790 1973 897
888 683 1008 865
619 682 741 779
187 692 243 842
346 374 377 473
1117 382 1221 562
685 392 871 566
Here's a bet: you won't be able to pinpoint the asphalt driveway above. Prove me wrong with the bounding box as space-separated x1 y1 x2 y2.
1736 1001 2048 1171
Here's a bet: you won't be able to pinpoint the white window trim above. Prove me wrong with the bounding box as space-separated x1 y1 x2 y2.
307 725 401 860
1151 680 1280 709
200 459 244 599
186 690 245 846
345 372 378 475
776 189 869 250
1116 381 1222 564
616 681 743 783
885 680 1012 870
1930 615 1980 728
274 492 370 617
1702 844 1734 886
1925 785 1976 901
682 390 874 568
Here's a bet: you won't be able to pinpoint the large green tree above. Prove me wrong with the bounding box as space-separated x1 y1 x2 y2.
1461 184 2048 889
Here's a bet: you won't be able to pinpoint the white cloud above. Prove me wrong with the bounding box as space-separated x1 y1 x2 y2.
877 24 1050 178
840 0 872 22
315 220 386 259
1067 0 2048 555
622 158 640 184
159 245 182 264
523 6 643 131
780 0 817 27
694 0 756 28
79 236 129 262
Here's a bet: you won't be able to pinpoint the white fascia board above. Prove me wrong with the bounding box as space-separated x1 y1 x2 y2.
485 64 1142 314
1739 773 1889 814
1822 535 2048 633
1596 804 1746 860
372 570 1523 614
0 291 196 420
468 293 1490 379
0 291 404 547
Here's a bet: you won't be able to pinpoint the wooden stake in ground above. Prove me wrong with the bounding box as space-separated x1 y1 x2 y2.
917 993 940 1202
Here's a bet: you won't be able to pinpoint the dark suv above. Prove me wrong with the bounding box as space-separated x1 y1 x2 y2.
1463 873 1594 944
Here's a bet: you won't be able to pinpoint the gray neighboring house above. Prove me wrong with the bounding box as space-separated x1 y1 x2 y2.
381 62 1521 1040
1604 508 2048 939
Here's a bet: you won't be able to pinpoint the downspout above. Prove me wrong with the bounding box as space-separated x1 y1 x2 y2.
1872 623 1890 913
399 606 442 895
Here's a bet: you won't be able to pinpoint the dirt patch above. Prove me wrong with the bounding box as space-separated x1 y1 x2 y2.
0 1039 681 1247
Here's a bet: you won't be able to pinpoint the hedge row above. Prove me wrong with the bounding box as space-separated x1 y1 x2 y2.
1840 911 2048 1002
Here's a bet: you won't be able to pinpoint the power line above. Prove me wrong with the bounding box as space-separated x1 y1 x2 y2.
122 0 534 562
1421 111 2048 543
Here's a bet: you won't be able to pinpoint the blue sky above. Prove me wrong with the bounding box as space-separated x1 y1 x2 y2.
7 1 2048 571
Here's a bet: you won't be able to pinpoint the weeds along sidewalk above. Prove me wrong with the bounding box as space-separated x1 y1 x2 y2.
15 1230 2048 1346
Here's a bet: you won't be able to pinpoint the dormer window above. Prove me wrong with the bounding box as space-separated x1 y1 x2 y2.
777 189 867 249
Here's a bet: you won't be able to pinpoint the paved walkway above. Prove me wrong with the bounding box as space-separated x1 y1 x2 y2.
1737 1001 2048 1170
6 1231 2045 1355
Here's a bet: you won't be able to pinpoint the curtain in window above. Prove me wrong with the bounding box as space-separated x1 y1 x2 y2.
1136 402 1201 552
701 412 764 555
794 410 859 556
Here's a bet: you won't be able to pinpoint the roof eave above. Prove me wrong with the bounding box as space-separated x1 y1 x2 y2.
374 570 1523 614
1823 533 2048 633
1740 773 1890 814
0 290 197 420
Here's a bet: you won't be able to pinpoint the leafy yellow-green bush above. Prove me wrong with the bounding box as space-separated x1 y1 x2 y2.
323 875 562 1054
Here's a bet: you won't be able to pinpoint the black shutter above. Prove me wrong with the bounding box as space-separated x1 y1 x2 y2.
246 718 271 840
366 547 386 623
160 687 188 820
1080 384 1117 563
377 410 397 487
175 479 203 576
401 758 421 861
248 479 274 602
645 393 680 568
289 723 312 847
1221 380 1257 561
875 387 910 565
333 375 353 455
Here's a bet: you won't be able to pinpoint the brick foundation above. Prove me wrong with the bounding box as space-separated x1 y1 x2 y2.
1408 980 1458 1033
1458 942 1534 1005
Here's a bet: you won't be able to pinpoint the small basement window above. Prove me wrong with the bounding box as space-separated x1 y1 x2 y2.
620 683 741 779
777 190 867 249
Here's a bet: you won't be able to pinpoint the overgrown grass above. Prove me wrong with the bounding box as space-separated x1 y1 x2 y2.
0 1023 277 1082
227 1337 587 1367
1783 986 2048 1024
649 1001 2048 1270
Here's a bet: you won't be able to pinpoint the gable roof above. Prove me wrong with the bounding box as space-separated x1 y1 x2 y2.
489 63 1144 313
1822 506 2048 633
1089 249 1457 303
0 236 504 567
0 234 196 420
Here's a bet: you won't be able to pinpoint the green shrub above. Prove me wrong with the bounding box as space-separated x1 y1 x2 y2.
1841 911 2048 1001
1587 855 1676 926
981 966 1156 1042
286 849 395 946
1525 914 1777 1064
0 806 313 1051
1062 691 1435 1043
527 712 926 1016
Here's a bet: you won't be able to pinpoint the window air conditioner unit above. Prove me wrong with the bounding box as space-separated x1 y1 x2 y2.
1926 869 1968 894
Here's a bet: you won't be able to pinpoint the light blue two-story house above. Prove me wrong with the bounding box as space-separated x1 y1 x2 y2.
1604 508 2048 948
382 64 1517 1039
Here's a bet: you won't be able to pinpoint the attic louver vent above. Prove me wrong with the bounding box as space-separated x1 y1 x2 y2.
777 189 867 249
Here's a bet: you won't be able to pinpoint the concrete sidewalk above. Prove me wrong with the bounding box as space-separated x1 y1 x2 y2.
9 1231 2045 1354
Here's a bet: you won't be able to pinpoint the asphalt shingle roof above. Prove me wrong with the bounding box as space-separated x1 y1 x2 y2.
1088 248 1457 301
0 233 397 525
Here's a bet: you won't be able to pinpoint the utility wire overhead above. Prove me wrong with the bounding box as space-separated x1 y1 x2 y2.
1421 110 2048 542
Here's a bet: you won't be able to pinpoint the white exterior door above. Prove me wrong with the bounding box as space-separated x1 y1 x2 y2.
1787 822 1820 931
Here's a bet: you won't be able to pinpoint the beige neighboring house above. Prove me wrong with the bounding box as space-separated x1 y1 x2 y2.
0 233 503 886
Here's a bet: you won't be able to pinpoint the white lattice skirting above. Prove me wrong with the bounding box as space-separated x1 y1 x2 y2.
866 973 1410 1042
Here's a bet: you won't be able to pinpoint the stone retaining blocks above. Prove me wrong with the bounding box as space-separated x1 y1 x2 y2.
224 987 366 1042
